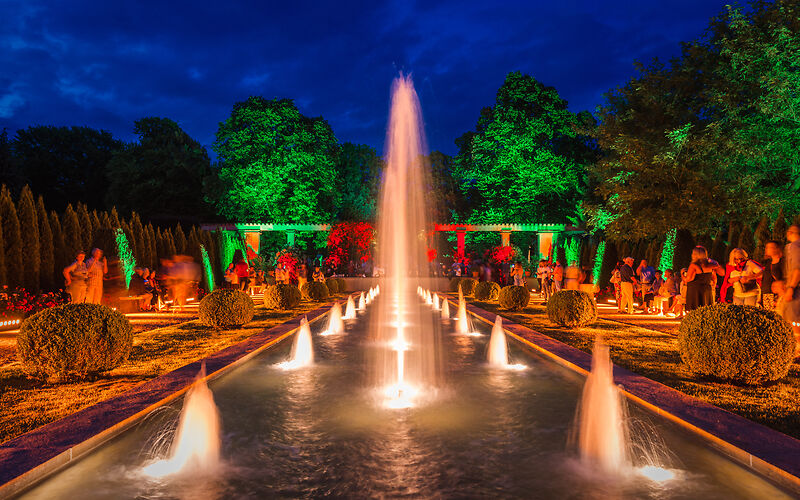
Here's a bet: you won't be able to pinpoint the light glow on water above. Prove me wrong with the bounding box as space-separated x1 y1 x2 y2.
638 465 676 482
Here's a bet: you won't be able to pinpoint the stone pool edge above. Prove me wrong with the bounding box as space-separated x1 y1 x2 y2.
462 300 800 495
0 299 345 499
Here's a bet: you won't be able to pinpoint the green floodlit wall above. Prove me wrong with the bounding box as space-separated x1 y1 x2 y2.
592 241 606 285
115 228 136 289
200 244 215 292
659 229 677 272
218 230 247 274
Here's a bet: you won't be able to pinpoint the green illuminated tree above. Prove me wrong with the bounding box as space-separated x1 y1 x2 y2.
453 72 596 225
106 117 214 223
17 186 40 291
333 142 382 221
213 97 339 223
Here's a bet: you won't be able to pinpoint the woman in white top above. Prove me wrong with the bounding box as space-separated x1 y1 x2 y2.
728 248 764 306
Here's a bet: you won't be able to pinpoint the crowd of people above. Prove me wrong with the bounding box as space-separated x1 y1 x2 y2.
222 250 331 296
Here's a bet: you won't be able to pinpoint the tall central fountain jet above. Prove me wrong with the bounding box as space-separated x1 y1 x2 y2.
370 74 441 408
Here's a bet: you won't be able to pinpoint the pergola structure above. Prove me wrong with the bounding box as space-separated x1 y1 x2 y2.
201 222 584 261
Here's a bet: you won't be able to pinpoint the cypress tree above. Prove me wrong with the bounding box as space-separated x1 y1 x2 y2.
17 186 40 291
0 218 6 286
100 211 111 230
674 229 695 270
598 239 618 289
753 216 771 261
174 223 187 255
77 203 93 251
726 221 741 258
0 186 23 288
772 209 788 244
155 227 165 261
146 223 157 268
36 196 54 290
109 207 121 229
130 212 147 265
90 210 102 239
738 223 755 256
710 229 727 263
49 210 66 273
61 204 82 259
164 228 177 257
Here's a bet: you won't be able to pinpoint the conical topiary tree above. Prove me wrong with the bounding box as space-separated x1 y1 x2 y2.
49 210 66 274
36 196 54 291
772 209 787 244
0 218 6 286
0 185 23 288
61 204 82 261
753 216 771 261
738 223 755 256
77 203 93 252
146 223 157 268
17 186 40 291
726 221 741 259
174 223 187 255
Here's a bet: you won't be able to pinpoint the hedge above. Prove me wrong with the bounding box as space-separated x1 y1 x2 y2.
199 289 255 327
459 278 478 296
325 278 340 294
546 290 597 328
498 285 530 310
17 303 133 379
335 277 347 293
678 303 795 385
474 281 501 301
263 283 302 310
301 281 330 301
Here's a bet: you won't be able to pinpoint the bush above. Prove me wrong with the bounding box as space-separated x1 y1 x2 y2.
449 277 463 292
678 304 795 385
546 290 597 328
459 278 478 296
474 281 501 301
325 278 340 294
498 285 530 310
199 289 255 328
17 303 133 379
263 284 301 310
301 281 330 301
336 278 347 293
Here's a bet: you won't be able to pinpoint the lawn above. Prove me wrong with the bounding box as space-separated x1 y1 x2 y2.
0 297 338 444
468 298 800 441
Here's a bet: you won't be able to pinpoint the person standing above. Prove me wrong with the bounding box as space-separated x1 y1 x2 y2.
781 225 800 358
297 263 309 288
636 259 656 312
619 257 637 314
609 261 623 309
84 248 108 304
511 261 525 286
684 246 723 311
761 240 784 311
536 260 551 299
63 250 88 304
552 261 564 292
728 248 763 306
312 265 325 282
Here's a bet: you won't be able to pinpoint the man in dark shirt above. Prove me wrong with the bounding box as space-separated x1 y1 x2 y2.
762 240 784 310
619 257 637 314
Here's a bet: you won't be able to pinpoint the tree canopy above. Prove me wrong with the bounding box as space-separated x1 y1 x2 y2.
453 71 597 225
212 97 339 223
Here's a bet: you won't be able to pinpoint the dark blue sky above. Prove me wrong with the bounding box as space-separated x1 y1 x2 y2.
1 0 728 156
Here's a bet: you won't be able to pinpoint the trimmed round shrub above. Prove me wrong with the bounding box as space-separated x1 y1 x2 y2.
325 278 340 294
17 303 133 379
199 289 255 328
498 285 530 310
301 281 330 301
335 278 347 293
474 281 501 301
263 284 302 310
546 290 597 328
449 277 463 292
459 278 478 296
678 304 795 385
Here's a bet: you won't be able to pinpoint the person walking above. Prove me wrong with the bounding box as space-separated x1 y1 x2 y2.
781 225 800 358
63 250 88 304
609 261 623 309
636 259 656 312
728 248 763 306
684 246 723 311
552 261 564 292
619 257 637 314
511 261 525 286
536 260 552 300
84 248 108 304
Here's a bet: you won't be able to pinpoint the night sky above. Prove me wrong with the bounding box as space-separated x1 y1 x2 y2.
1 0 728 156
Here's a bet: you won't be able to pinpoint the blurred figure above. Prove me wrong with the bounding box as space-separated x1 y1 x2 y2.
168 255 201 311
313 265 325 282
511 261 525 286
226 249 249 291
297 263 309 288
63 250 88 304
85 248 108 304
761 240 784 311
536 260 552 299
564 261 580 290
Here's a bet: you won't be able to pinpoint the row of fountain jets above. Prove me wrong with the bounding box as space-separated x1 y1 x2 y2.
144 285 675 484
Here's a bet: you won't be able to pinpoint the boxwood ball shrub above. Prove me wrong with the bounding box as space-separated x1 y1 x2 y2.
17 303 133 379
474 281 501 301
498 285 530 310
335 278 347 293
678 304 795 385
325 277 340 294
263 284 302 310
449 277 463 292
459 278 478 296
302 281 330 301
546 290 597 328
199 289 255 328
